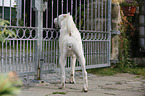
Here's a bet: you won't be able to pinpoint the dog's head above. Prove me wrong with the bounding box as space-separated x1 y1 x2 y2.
54 13 70 28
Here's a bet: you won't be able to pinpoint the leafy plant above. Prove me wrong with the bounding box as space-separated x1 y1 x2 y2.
0 19 16 43
0 72 22 96
118 9 136 69
120 0 138 6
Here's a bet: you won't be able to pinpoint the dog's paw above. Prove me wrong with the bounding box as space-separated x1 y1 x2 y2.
59 83 65 89
82 88 88 92
69 76 76 84
65 80 75 84
69 80 76 84
59 86 65 89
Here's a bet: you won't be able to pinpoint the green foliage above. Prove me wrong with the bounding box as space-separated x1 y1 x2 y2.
87 68 119 76
118 10 136 69
88 67 145 78
52 91 66 95
0 72 22 96
0 19 16 43
120 0 138 6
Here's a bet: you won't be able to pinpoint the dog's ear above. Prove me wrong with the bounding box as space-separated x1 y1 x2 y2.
67 13 70 16
63 13 70 18
63 14 67 18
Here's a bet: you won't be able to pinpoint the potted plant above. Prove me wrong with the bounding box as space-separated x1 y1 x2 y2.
120 0 138 16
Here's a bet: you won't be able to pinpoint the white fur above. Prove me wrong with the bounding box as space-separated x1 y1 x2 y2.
54 13 88 92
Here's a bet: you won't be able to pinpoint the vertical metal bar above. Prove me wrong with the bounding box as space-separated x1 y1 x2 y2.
56 40 58 68
5 41 7 72
33 40 35 71
23 0 25 26
87 0 89 30
48 41 50 70
90 41 93 65
107 0 111 65
20 40 22 72
83 0 85 30
1 42 4 72
66 0 68 13
79 0 81 30
86 41 89 66
10 0 12 26
16 40 18 72
26 40 28 72
30 0 32 27
42 41 44 71
45 41 48 69
46 2 48 28
61 0 63 14
17 0 22 26
91 0 93 31
57 0 58 16
53 41 55 69
98 0 100 31
97 42 99 64
23 40 25 72
2 0 4 19
13 40 15 71
29 40 32 71
101 42 103 64
75 0 77 24
9 40 12 71
71 0 73 15
103 42 105 64
51 40 53 69
51 0 54 28
105 0 107 31
42 41 44 70
95 0 97 31
101 0 104 31
16 0 19 26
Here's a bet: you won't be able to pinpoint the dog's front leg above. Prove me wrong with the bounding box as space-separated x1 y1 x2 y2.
69 55 76 84
59 55 66 89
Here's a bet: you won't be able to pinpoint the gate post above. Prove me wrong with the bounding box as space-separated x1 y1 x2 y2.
34 0 47 80
108 0 112 66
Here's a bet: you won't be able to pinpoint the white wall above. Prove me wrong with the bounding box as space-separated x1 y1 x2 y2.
0 0 15 7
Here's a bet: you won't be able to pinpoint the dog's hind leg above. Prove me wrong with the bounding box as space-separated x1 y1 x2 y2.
79 55 88 92
59 55 66 89
74 48 88 92
69 55 76 84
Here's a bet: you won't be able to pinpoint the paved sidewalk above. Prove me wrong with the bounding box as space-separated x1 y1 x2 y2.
19 72 145 96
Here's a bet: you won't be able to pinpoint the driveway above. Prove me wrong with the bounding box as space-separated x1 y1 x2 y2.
19 72 145 96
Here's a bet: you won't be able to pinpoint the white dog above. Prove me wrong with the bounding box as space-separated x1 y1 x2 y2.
54 13 88 92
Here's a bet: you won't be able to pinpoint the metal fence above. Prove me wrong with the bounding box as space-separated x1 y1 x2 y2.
0 0 111 77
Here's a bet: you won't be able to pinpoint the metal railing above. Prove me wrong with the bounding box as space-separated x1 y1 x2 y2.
0 0 112 78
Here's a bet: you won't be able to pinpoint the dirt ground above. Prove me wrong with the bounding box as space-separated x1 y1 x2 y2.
19 72 145 96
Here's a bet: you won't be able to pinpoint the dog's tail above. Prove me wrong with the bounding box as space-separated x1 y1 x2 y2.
66 13 77 36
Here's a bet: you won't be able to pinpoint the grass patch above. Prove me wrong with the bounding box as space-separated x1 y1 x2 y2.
52 91 66 95
127 68 145 78
87 67 145 78
87 67 119 76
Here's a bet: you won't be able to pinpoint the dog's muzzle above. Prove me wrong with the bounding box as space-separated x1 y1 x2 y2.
54 18 60 29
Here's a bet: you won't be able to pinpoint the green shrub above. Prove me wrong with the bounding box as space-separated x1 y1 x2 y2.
0 72 22 96
0 19 16 43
